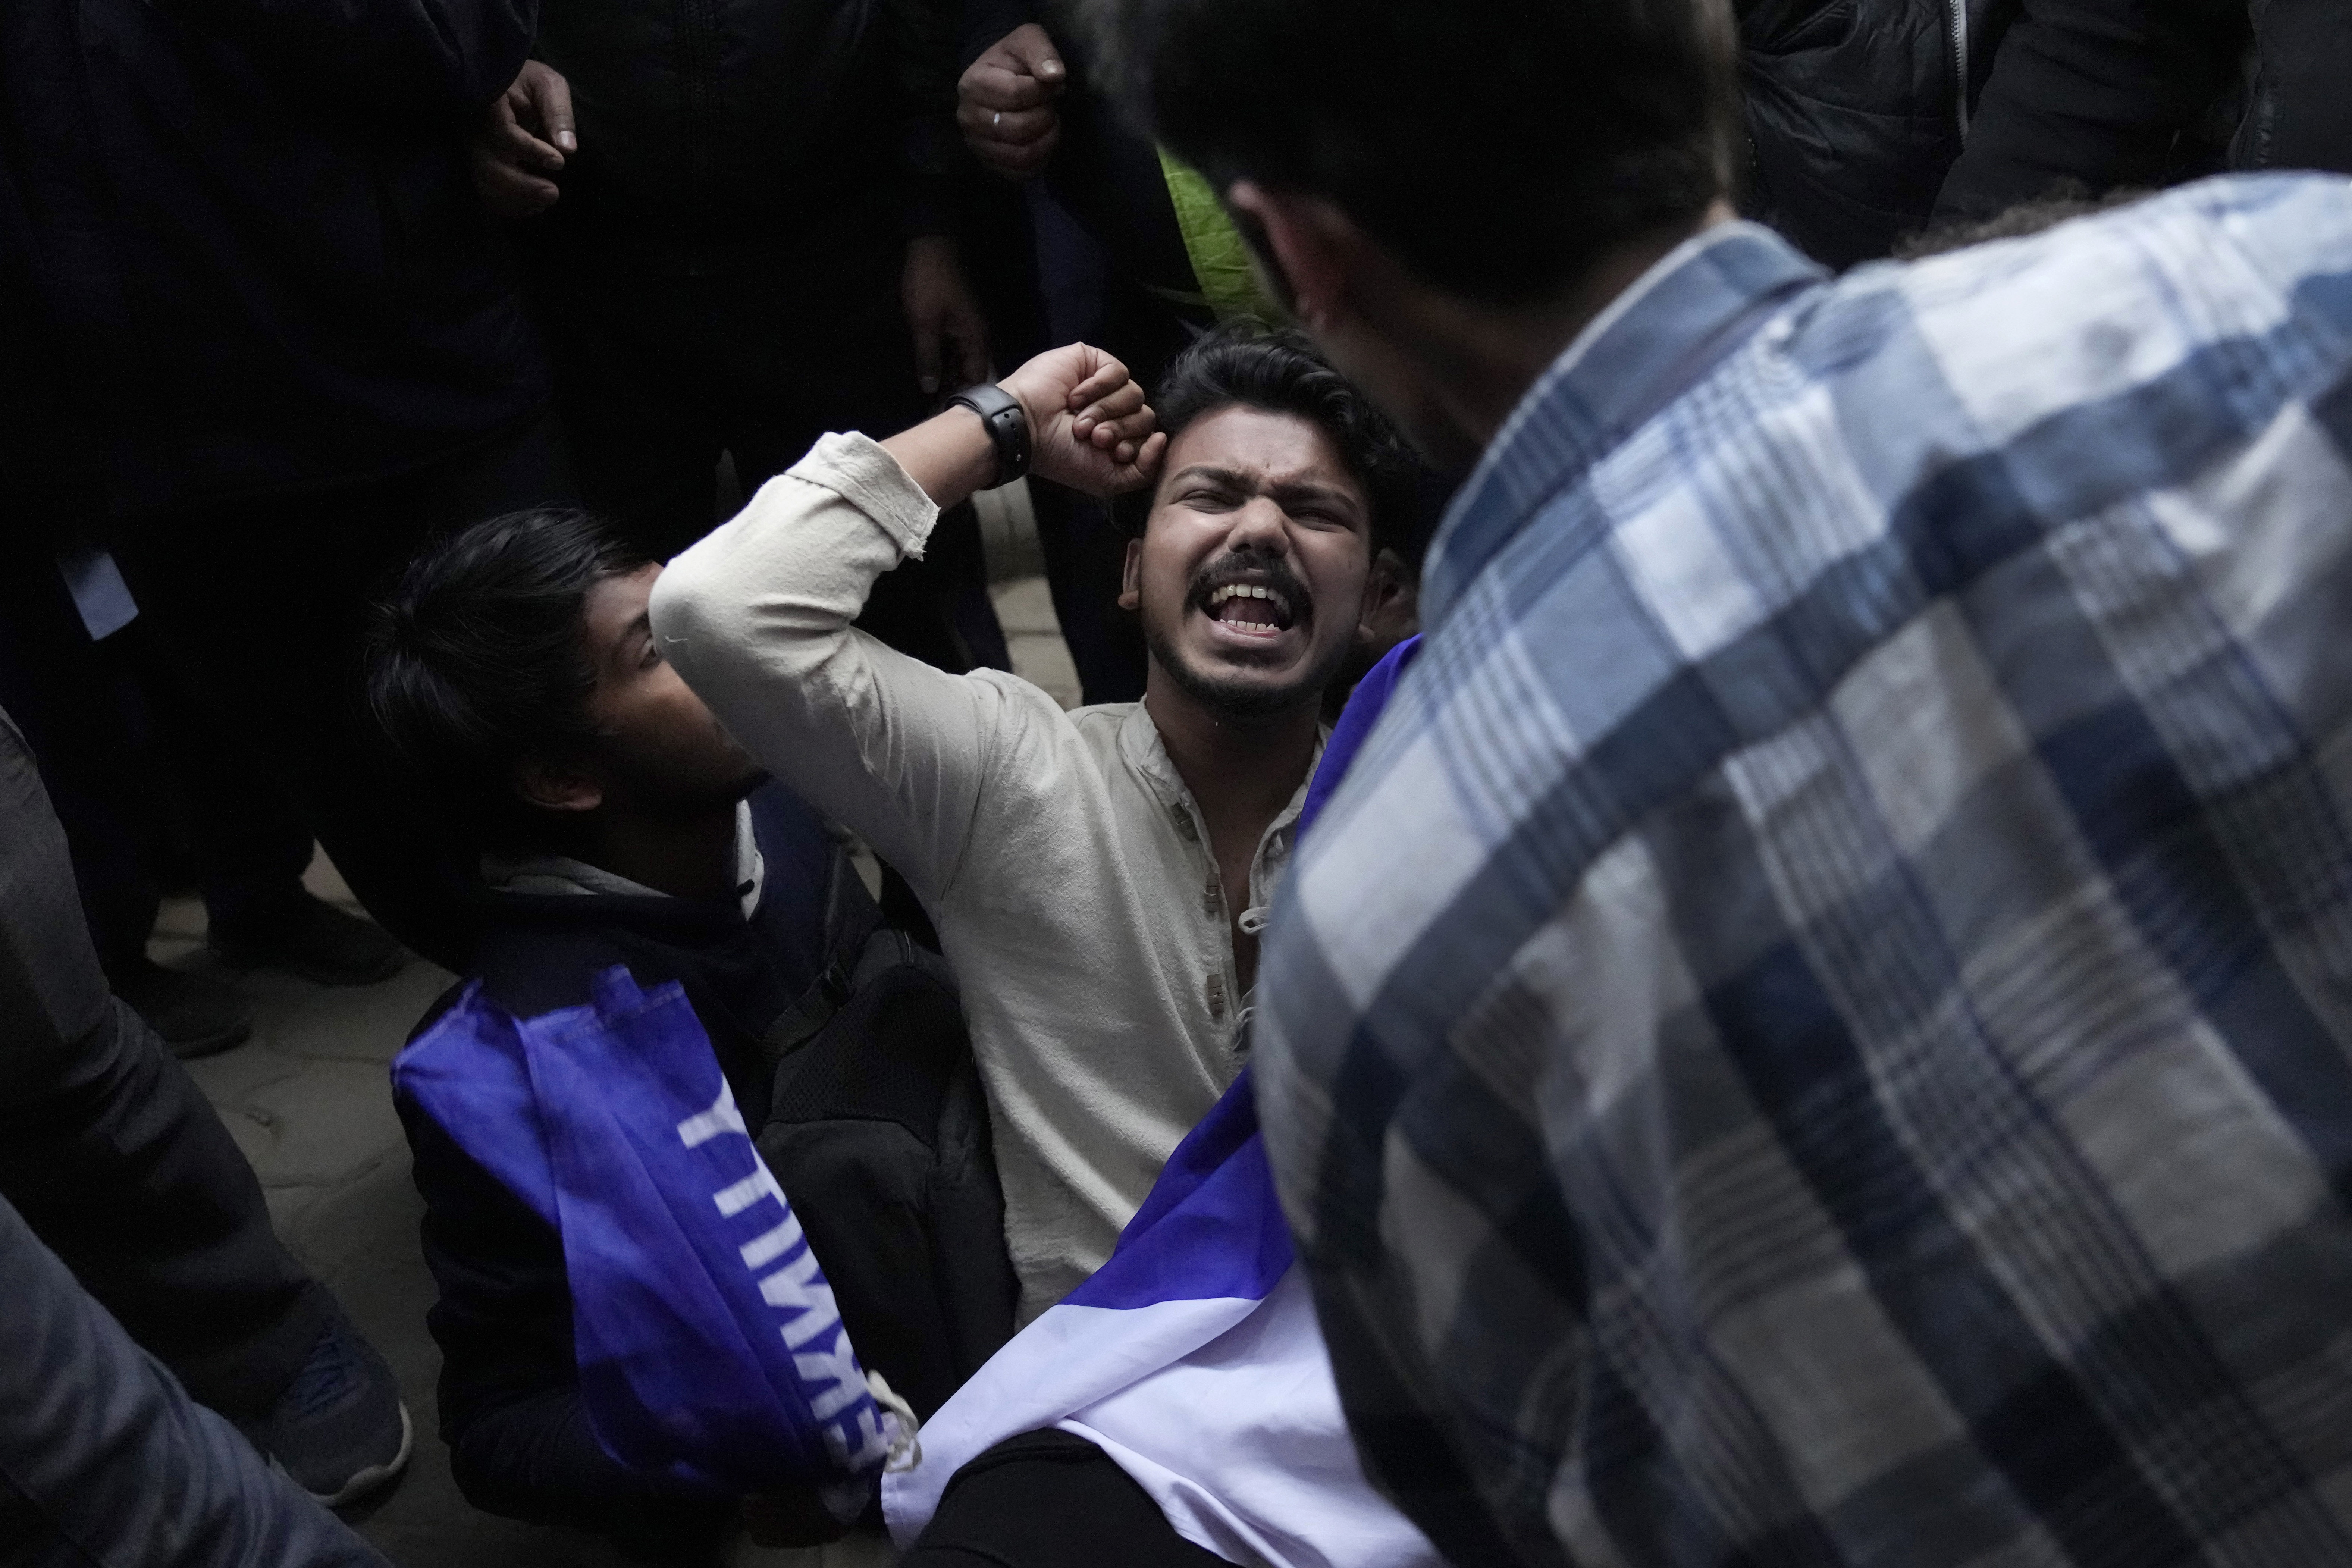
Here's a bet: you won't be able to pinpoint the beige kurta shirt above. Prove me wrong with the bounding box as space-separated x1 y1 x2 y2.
651 433 1314 1321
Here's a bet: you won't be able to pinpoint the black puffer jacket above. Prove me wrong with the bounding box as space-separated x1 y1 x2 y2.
1738 0 2013 266
1936 0 2351 227
528 0 958 264
0 0 547 518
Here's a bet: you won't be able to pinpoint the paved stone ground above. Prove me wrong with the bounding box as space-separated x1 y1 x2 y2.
176 539 1079 1566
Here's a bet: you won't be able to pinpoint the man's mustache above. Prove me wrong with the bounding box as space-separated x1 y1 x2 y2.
1185 552 1313 625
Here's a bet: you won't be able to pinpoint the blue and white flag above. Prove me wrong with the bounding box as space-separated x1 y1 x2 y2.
395 966 903 1500
884 639 1436 1567
882 1072 1435 1566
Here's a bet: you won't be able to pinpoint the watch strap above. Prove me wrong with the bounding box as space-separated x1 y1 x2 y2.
947 383 1032 487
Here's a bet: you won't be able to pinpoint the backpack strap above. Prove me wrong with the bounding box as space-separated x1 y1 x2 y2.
759 843 890 1072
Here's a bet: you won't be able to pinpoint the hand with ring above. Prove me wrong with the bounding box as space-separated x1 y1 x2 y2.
958 24 1065 180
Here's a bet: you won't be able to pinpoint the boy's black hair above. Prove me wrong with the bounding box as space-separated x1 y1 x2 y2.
1082 0 1735 308
366 509 644 855
1122 326 1426 556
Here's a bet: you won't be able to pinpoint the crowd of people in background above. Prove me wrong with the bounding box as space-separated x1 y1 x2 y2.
6 0 2352 1562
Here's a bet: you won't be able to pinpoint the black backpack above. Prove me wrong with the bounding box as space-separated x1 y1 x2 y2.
752 849 1018 1420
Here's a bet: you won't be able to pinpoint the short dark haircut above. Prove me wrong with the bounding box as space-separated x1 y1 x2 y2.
1132 326 1424 554
1082 0 1736 307
366 509 643 854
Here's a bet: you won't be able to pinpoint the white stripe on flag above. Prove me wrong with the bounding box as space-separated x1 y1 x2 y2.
884 1271 1438 1568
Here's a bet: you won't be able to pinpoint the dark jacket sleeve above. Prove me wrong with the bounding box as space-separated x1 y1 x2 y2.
395 1087 737 1554
956 0 1034 70
159 0 537 123
891 0 962 236
0 162 101 539
2232 0 2352 175
1933 0 2245 224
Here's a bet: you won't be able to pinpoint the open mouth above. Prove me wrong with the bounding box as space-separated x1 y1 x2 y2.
1202 580 1299 640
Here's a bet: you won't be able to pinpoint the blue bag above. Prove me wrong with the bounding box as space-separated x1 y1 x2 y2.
394 965 904 1496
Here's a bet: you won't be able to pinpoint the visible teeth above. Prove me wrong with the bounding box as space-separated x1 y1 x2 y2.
1207 582 1293 622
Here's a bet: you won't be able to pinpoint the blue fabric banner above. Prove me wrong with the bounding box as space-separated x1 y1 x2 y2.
395 966 896 1495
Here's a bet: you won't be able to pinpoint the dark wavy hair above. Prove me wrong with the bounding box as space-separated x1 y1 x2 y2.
365 509 643 854
1082 0 1735 307
1128 325 1423 553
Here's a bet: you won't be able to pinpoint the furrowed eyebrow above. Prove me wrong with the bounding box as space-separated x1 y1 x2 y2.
1168 465 1362 514
1166 464 1255 489
1264 479 1361 513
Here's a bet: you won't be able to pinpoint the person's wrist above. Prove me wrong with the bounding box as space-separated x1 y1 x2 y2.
948 382 1032 486
994 369 1052 446
940 405 1001 494
905 233 957 275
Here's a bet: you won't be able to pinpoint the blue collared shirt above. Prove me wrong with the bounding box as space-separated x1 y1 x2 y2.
1259 175 2352 1567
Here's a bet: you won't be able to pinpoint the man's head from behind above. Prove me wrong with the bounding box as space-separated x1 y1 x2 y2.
1084 0 1736 464
1119 328 1415 720
367 510 763 860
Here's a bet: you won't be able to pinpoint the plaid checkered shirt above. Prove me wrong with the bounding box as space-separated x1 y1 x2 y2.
1257 174 2352 1567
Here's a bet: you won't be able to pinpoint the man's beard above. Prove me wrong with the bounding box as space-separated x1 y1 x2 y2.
1143 611 1352 720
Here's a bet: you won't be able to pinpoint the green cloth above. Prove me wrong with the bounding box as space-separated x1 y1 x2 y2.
1154 149 1285 326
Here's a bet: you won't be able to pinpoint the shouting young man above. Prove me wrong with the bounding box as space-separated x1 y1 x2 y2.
650 329 1415 1320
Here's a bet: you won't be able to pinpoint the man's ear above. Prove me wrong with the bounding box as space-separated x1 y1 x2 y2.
1117 535 1144 611
514 759 603 816
1357 547 1419 643
1226 182 1367 335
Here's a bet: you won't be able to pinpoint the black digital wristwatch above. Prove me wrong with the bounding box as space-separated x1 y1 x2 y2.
947 382 1032 487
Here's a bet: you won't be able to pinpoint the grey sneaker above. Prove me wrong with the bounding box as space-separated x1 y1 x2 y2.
257 1313 414 1507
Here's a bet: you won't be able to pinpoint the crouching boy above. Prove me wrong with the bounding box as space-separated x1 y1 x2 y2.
367 512 1015 1557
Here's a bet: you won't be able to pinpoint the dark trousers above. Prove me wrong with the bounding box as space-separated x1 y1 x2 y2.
110 415 571 975
901 1430 1228 1567
531 234 1007 674
0 705 327 1420
957 177 1174 706
0 551 313 965
0 1188 387 1567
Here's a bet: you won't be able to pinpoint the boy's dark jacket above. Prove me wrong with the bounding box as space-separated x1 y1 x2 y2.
394 783 1015 1551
